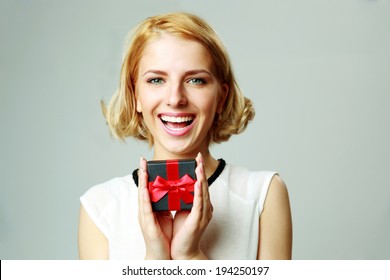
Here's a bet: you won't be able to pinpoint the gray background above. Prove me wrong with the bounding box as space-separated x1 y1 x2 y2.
1 0 389 259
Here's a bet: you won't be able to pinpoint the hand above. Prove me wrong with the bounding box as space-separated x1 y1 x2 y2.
170 153 213 260
137 157 173 259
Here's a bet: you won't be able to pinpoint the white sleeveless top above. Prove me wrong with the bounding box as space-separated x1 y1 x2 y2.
80 163 277 260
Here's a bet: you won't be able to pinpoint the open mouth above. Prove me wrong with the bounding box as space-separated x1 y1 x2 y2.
160 114 194 130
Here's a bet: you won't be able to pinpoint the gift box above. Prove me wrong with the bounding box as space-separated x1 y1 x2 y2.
147 159 197 211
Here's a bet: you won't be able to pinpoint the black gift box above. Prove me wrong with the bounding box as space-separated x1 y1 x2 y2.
147 159 197 211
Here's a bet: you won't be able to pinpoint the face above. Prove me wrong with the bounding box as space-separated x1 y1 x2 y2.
135 33 227 159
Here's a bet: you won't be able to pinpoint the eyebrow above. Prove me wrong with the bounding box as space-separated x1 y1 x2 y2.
142 69 213 77
142 70 166 77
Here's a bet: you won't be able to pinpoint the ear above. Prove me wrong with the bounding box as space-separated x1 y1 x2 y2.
136 98 142 113
217 83 229 114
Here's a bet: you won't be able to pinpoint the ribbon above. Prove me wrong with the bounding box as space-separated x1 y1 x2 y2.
149 174 195 210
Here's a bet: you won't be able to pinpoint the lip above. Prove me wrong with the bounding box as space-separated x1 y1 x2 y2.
158 112 195 118
158 112 196 137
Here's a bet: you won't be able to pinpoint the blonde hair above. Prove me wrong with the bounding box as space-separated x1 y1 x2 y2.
102 12 254 144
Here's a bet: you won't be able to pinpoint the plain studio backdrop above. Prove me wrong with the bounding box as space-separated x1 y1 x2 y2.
1 0 389 260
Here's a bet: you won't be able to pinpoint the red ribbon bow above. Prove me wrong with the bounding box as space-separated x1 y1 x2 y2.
149 174 195 210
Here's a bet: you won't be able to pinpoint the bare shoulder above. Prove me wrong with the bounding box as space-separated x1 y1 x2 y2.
258 174 292 259
78 205 109 259
78 174 134 259
265 174 290 208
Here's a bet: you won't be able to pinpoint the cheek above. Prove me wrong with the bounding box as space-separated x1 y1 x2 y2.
198 96 219 120
135 86 153 113
136 87 161 115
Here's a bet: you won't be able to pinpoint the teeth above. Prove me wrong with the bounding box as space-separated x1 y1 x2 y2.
160 115 193 123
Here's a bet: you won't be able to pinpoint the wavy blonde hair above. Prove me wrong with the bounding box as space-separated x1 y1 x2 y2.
102 12 254 144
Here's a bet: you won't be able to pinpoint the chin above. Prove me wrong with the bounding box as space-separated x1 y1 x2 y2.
158 141 199 158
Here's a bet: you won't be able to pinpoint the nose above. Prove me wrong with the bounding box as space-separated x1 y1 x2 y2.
166 82 187 107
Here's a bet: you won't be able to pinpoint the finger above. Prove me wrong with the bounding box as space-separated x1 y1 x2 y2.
156 211 173 227
138 157 144 214
191 154 207 222
190 165 203 223
138 157 148 195
138 157 147 209
196 153 211 217
197 153 210 196
157 210 173 219
138 157 154 225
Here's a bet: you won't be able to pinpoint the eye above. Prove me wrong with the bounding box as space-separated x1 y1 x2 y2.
147 78 165 85
187 78 206 85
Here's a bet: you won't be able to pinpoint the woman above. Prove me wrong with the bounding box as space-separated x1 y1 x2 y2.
79 12 292 260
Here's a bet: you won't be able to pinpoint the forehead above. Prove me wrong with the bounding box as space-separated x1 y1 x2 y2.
138 33 214 73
